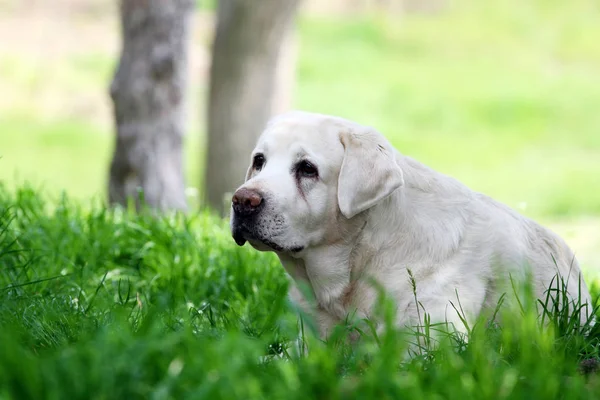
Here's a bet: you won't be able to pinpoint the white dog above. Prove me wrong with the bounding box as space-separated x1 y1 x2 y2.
230 111 593 339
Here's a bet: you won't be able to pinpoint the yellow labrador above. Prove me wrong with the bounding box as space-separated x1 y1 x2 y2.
230 111 593 338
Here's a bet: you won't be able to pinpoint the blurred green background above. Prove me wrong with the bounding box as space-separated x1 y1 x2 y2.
0 0 598 273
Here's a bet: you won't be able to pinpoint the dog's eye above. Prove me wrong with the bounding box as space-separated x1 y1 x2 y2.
297 160 318 178
253 154 265 171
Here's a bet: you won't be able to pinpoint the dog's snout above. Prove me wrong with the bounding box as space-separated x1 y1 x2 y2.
232 188 263 216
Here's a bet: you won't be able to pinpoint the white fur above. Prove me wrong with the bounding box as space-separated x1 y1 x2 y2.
231 111 594 338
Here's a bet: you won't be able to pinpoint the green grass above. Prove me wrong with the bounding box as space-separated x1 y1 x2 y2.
1 186 600 399
0 117 111 201
0 116 204 206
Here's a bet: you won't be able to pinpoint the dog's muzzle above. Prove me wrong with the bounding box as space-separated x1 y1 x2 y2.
230 188 304 253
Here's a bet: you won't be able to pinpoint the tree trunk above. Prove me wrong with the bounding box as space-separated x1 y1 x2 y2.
109 0 193 212
205 0 302 214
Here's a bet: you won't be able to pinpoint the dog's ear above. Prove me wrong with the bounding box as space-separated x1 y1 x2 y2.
337 128 404 219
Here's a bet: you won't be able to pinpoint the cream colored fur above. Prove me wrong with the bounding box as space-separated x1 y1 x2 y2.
231 111 593 339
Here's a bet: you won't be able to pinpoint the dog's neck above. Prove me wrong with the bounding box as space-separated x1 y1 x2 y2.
277 196 398 321
278 240 355 321
371 154 473 262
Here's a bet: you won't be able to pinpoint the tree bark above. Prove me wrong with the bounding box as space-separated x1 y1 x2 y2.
109 0 193 212
205 0 302 214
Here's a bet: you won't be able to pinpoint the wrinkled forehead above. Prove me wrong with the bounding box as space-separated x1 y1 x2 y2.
254 113 346 159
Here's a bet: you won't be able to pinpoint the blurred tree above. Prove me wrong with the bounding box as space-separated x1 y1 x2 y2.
108 0 193 212
205 0 302 213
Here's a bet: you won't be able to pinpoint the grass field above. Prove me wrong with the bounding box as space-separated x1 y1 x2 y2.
1 0 600 397
1 186 600 398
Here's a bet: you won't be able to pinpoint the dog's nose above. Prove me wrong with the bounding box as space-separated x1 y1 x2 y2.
232 188 263 216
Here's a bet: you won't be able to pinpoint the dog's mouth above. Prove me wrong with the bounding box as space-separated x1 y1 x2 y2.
232 225 303 253
232 229 248 246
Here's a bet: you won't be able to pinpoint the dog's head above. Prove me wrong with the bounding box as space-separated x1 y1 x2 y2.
230 111 403 255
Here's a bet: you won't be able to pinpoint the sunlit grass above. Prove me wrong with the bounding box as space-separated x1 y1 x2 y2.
0 186 599 398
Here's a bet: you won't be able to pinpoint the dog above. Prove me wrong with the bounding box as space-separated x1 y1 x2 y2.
230 111 593 339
